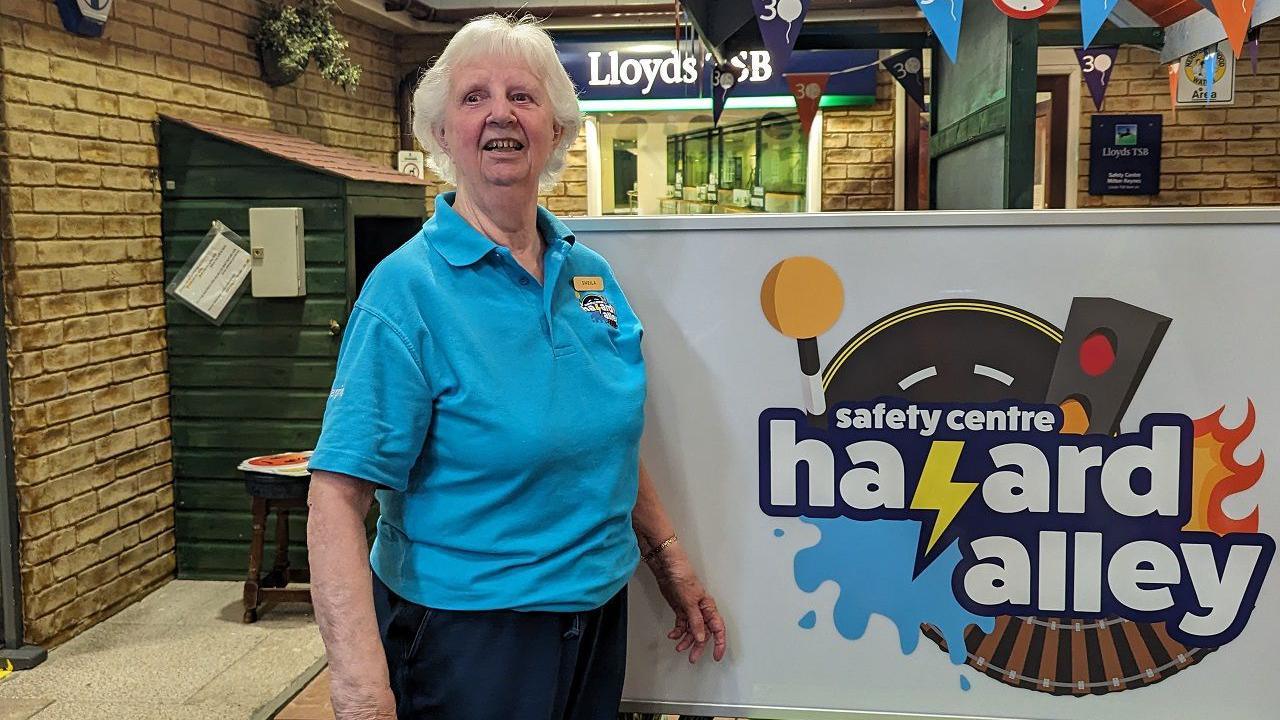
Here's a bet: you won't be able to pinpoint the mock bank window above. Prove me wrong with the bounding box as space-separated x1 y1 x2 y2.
594 110 806 215
557 39 878 216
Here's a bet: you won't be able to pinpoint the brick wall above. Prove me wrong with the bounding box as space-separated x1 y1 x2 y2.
1079 24 1280 207
0 0 403 647
540 130 588 216
822 68 897 211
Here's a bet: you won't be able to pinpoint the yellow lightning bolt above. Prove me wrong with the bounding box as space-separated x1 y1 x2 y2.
910 440 978 554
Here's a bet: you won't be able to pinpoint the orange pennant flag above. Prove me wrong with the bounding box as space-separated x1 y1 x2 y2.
784 72 831 138
1168 62 1180 121
1214 0 1258 57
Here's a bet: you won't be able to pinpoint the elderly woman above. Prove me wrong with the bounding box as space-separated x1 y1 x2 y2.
306 14 726 720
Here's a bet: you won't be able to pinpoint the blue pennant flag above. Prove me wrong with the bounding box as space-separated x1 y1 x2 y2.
1081 0 1120 48
1203 50 1218 104
916 0 964 63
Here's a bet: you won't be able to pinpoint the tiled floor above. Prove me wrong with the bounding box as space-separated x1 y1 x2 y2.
0 580 324 720
273 667 333 720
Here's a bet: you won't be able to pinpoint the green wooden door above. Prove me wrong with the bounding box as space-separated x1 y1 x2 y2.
161 122 349 578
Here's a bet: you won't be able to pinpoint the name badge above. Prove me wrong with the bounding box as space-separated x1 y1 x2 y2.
573 276 604 292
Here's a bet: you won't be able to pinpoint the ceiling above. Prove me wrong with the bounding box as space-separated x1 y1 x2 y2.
339 0 1272 67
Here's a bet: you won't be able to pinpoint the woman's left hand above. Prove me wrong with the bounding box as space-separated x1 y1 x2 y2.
648 545 727 663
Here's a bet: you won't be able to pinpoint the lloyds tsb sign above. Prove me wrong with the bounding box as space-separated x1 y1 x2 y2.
557 41 878 103
587 50 775 95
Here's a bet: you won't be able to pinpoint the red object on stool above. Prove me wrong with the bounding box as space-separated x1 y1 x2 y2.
242 471 312 623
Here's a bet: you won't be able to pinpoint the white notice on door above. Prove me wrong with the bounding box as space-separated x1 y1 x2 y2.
172 230 252 320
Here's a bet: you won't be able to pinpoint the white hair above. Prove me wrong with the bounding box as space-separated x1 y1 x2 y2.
412 15 582 192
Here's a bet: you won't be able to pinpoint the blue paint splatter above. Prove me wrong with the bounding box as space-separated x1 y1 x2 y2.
799 611 817 629
774 528 785 537
793 518 994 665
960 675 971 691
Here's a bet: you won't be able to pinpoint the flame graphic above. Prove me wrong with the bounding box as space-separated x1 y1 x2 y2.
1185 401 1263 535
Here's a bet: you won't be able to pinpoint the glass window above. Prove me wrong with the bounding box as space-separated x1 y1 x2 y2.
666 137 678 188
591 108 808 215
759 113 806 195
720 122 756 190
683 130 711 196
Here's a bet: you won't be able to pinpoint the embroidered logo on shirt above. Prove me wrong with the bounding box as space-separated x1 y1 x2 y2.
329 386 345 399
579 293 618 328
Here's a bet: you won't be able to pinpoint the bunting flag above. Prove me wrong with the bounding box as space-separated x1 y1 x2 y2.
881 49 927 109
712 62 739 126
752 0 810 73
1168 62 1179 121
916 0 965 63
784 72 830 137
1081 0 1120 48
1248 26 1261 74
1075 47 1118 111
1203 50 1219 103
1213 0 1257 57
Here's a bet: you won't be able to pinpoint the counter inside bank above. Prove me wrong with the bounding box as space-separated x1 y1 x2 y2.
556 40 878 215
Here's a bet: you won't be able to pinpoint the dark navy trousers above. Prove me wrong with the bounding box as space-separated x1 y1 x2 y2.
372 571 628 720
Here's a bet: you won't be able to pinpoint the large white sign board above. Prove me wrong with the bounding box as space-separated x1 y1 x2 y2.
568 209 1280 720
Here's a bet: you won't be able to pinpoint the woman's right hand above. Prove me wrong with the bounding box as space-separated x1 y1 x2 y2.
307 471 399 720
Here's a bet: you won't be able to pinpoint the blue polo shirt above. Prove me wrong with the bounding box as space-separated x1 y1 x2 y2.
308 193 646 612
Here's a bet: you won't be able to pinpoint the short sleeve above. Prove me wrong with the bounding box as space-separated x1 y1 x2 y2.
307 305 433 492
604 263 643 340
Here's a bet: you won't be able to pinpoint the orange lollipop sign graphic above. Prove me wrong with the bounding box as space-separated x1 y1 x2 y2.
761 257 844 418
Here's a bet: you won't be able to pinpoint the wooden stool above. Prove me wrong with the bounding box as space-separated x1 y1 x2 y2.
242 471 312 623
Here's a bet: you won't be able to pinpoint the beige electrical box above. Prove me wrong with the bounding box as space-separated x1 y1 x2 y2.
248 207 306 297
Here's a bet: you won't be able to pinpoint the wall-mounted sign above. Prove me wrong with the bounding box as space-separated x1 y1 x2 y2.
397 150 424 178
1089 114 1162 195
1177 41 1235 106
557 41 876 107
55 0 112 38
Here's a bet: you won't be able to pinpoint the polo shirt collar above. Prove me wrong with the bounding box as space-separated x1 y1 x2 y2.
427 191 575 267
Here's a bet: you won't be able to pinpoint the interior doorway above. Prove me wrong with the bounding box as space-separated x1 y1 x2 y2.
902 81 1073 210
1035 75 1072 209
352 217 424 299
904 94 931 210
612 140 638 212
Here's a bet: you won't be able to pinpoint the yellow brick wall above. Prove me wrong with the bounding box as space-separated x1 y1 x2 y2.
822 69 897 211
0 0 403 647
540 130 589 216
1079 26 1280 207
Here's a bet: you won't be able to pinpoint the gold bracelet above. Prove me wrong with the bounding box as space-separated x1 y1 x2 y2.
641 534 678 563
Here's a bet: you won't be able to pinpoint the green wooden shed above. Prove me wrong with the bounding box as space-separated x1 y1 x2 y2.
158 115 427 579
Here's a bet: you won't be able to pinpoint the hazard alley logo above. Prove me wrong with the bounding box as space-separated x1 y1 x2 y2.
756 256 1275 695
